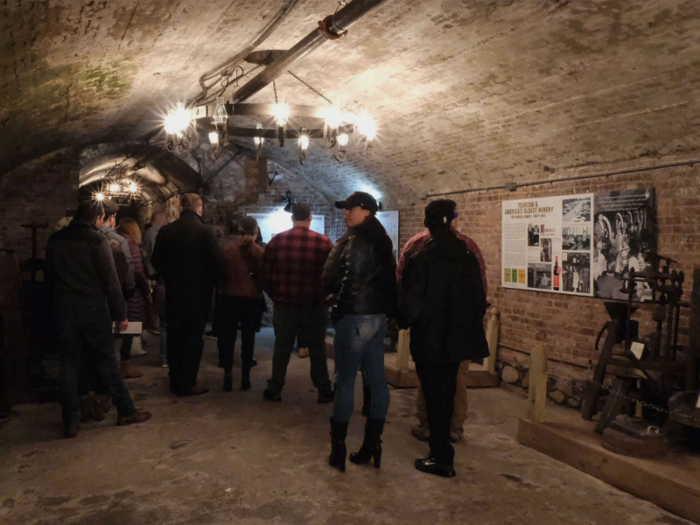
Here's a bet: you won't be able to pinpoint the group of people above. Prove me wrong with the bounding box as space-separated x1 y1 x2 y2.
46 190 488 478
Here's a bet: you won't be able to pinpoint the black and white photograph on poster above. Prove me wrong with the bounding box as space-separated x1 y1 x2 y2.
562 253 591 294
562 226 591 251
593 189 655 301
527 263 552 290
562 197 592 223
540 238 552 262
527 224 540 246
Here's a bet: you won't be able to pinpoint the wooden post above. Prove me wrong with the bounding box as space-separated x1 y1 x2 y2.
396 328 411 372
483 306 500 374
527 331 548 423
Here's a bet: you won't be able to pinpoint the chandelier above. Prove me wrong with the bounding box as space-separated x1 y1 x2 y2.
162 71 378 164
92 160 143 202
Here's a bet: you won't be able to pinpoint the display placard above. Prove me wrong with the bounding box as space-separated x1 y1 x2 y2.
502 194 593 296
502 189 655 300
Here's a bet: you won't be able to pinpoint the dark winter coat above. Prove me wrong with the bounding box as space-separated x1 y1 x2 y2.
151 211 224 315
323 215 397 317
397 229 489 364
45 219 126 321
124 236 150 322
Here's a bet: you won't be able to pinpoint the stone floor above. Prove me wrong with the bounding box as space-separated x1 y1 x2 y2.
0 329 693 525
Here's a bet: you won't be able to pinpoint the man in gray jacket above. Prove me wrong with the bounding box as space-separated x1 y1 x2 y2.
99 199 135 291
46 200 151 438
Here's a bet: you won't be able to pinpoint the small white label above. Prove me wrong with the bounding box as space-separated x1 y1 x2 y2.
630 341 645 360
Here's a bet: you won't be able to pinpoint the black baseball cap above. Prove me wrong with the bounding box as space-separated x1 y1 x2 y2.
335 191 378 214
424 199 458 226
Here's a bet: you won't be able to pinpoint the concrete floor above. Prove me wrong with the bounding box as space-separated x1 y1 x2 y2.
0 329 693 525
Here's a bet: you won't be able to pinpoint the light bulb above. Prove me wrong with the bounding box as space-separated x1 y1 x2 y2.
272 103 290 127
213 97 228 126
356 112 377 141
128 182 138 193
299 135 309 150
209 131 220 145
254 123 264 146
323 106 343 130
164 102 191 134
109 183 121 193
337 133 349 147
95 192 105 201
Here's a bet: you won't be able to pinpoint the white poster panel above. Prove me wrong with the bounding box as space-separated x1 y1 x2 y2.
247 210 325 244
501 194 594 296
377 210 400 260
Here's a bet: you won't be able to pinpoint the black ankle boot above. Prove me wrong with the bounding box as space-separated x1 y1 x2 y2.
349 418 385 468
223 374 233 392
241 367 251 391
329 418 348 472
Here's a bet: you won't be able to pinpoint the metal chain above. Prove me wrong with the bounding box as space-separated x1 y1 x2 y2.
287 70 334 105
273 81 279 104
587 378 700 425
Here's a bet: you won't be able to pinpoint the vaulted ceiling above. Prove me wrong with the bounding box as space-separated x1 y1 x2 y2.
2 0 699 206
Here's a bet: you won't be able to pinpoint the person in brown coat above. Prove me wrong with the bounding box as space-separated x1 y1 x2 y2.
117 218 151 379
217 216 265 392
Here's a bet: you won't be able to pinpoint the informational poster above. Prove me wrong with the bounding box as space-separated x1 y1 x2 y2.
502 189 655 300
247 211 325 244
502 194 594 296
377 210 400 260
593 189 655 301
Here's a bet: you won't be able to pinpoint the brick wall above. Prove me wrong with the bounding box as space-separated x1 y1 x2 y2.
0 149 79 265
204 157 340 241
399 164 700 393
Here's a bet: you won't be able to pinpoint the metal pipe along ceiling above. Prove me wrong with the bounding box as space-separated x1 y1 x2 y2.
232 0 391 103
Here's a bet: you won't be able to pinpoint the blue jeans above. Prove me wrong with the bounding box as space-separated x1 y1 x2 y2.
333 314 389 423
56 303 135 427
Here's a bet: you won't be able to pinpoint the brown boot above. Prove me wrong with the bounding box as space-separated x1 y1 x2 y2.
120 361 143 379
117 410 152 426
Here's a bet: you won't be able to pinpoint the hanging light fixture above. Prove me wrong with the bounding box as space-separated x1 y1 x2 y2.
298 129 309 165
354 111 377 157
335 132 349 162
254 123 265 160
272 102 290 147
163 102 199 153
158 70 380 165
209 96 229 160
323 105 343 148
282 190 295 213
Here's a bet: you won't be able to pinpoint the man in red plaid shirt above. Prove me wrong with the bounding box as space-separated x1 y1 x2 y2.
397 199 488 444
260 203 335 403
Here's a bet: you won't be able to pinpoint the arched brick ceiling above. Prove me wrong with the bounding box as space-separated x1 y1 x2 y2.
2 1 700 207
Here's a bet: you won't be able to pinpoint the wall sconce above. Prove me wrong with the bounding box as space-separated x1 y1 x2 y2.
282 190 295 213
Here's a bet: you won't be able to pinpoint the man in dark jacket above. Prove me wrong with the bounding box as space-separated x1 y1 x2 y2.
323 192 397 472
398 200 488 477
46 200 151 438
152 194 224 396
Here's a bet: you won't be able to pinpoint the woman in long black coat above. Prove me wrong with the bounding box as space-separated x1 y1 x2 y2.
398 200 488 478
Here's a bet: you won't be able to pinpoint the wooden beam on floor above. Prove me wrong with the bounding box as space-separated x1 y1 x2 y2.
517 417 700 524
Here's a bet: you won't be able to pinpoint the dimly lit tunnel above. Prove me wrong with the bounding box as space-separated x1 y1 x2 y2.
1 1 699 523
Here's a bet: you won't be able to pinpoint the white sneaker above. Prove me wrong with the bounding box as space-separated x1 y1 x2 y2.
130 336 147 357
